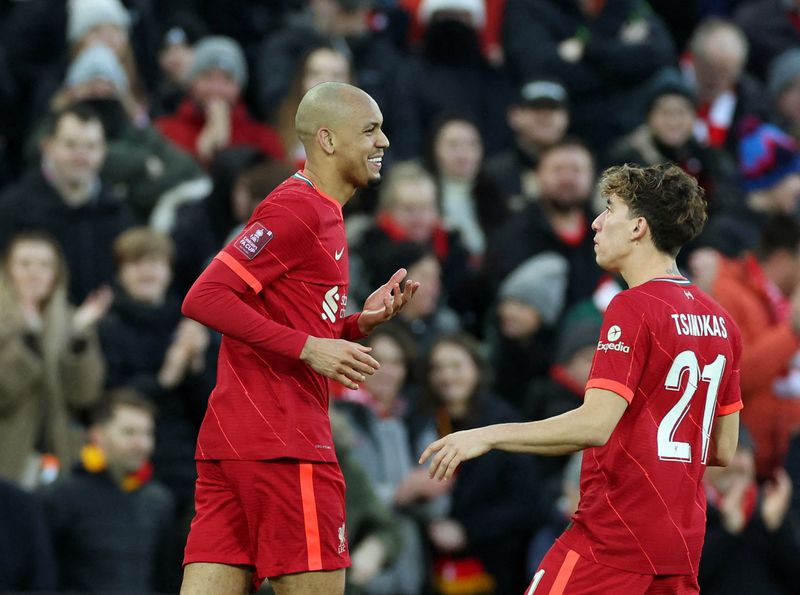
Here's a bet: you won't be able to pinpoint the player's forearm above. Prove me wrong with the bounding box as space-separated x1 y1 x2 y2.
183 263 308 359
485 410 608 455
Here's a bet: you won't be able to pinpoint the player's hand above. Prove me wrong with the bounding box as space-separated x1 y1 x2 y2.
761 468 792 532
357 268 420 335
419 428 493 481
395 468 452 505
299 336 379 390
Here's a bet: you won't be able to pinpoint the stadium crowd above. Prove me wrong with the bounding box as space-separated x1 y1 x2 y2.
1 0 800 593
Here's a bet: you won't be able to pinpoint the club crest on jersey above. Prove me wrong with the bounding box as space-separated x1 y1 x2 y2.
337 523 347 554
235 222 273 260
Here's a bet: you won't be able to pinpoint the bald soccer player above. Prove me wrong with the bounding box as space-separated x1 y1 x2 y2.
179 83 419 595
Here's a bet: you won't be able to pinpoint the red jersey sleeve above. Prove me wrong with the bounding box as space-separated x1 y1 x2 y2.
586 293 650 403
717 320 744 416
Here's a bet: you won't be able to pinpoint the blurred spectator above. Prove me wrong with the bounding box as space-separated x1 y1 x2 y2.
484 78 571 210
485 139 602 309
409 333 541 595
503 0 675 154
406 0 511 154
37 43 209 226
523 316 601 505
424 114 508 260
710 215 800 480
699 425 800 594
156 36 284 165
733 0 800 80
169 147 270 295
0 478 57 591
0 104 136 304
684 18 769 154
373 242 461 355
488 252 567 408
40 389 175 593
526 452 582 574
276 43 353 169
224 159 297 242
335 324 443 594
98 227 214 514
606 67 743 216
704 119 800 255
0 232 107 488
353 161 476 321
329 408 408 595
257 0 419 159
767 47 800 142
151 13 208 117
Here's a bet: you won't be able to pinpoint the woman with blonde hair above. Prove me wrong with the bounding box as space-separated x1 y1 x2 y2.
0 231 109 488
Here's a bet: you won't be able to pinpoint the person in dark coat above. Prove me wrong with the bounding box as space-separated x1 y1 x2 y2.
0 479 57 591
409 333 542 595
98 227 215 514
699 426 800 595
40 390 175 593
502 0 675 154
0 104 136 304
484 139 602 311
734 0 800 80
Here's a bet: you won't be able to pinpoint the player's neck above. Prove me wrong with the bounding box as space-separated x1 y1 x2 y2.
300 165 354 207
620 252 682 288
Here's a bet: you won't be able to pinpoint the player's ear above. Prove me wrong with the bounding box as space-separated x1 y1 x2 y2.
318 127 336 155
631 217 648 241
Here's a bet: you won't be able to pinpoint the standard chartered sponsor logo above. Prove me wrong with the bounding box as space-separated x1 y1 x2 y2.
321 286 340 323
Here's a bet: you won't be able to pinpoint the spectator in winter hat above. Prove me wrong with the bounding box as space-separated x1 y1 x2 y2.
768 48 800 143
490 252 568 407
702 119 800 256
156 36 284 165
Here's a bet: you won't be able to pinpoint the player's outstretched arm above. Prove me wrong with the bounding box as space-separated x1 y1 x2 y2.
356 268 420 336
420 389 629 480
707 411 739 467
299 336 380 390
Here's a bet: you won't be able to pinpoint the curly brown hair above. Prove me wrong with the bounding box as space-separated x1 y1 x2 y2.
599 163 707 257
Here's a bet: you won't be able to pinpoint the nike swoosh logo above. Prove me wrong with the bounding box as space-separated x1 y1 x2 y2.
335 247 345 260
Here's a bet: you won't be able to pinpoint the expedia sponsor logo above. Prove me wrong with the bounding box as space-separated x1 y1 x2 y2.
597 324 630 353
597 340 631 353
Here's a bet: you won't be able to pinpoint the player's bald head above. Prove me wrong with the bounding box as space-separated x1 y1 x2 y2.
295 82 377 147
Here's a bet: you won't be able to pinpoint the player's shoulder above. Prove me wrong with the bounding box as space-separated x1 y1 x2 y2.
251 176 321 222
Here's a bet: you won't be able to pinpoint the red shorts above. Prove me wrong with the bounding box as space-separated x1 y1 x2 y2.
525 539 699 595
184 459 350 586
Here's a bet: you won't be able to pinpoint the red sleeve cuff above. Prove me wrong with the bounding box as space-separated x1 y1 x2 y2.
341 314 366 342
717 401 743 416
585 378 634 403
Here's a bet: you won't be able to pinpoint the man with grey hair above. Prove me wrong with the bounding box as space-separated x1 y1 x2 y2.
686 18 769 154
156 36 284 164
179 82 418 595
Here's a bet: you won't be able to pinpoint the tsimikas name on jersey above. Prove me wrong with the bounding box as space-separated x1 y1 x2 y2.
670 313 728 338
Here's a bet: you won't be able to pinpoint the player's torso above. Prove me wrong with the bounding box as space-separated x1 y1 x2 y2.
570 279 738 574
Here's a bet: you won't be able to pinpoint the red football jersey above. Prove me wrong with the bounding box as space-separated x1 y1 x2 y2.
195 172 358 462
560 277 743 576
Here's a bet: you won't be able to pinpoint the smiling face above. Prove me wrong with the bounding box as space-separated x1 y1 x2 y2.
333 93 389 188
648 94 695 149
42 113 106 189
429 341 480 416
434 120 482 182
591 194 639 272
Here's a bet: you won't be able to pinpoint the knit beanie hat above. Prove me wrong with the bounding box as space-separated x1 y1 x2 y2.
498 252 568 326
643 68 696 115
188 36 248 88
768 48 800 99
554 317 602 364
738 119 800 191
65 43 129 92
418 0 486 28
68 0 130 43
